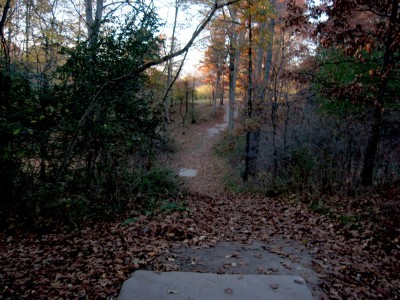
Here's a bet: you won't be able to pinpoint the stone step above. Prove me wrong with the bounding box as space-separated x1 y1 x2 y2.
118 271 314 300
178 168 198 177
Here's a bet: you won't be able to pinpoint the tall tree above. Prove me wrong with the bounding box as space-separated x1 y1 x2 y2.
223 2 245 130
246 0 277 178
288 0 400 185
164 0 180 126
0 0 12 104
0 0 11 63
201 18 228 116
243 0 253 181
84 0 103 45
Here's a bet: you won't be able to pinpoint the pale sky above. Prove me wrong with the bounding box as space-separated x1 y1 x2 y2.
154 1 210 75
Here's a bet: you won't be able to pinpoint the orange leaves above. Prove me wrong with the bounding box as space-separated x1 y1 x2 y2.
364 42 372 54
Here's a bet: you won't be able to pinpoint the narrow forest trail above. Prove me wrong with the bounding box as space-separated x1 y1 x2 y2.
157 103 324 299
1 102 398 299
161 102 231 196
156 103 399 300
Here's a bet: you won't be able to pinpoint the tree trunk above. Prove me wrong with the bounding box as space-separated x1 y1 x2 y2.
0 0 11 37
247 0 276 177
263 16 275 83
220 71 224 105
228 39 237 130
361 105 383 185
244 7 253 182
165 0 179 126
85 0 93 38
0 0 12 200
283 93 289 170
85 0 103 45
361 0 398 186
271 86 278 179
255 22 266 81
185 79 189 124
191 74 196 123
213 71 221 117
0 0 11 109
226 4 241 131
92 0 103 44
24 0 31 58
0 0 11 64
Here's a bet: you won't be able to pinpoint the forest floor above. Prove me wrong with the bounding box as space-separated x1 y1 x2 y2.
1 102 399 299
160 102 231 196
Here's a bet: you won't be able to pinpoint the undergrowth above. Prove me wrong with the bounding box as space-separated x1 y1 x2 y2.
214 131 246 192
0 166 181 232
215 130 399 249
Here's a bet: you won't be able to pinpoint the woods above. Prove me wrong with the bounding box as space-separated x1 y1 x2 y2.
203 0 400 194
1 0 166 224
0 0 399 298
0 0 235 225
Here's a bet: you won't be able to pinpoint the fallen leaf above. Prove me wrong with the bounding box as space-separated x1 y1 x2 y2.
224 288 233 294
270 283 279 289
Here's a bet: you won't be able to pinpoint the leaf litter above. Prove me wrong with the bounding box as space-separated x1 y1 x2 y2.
1 104 399 299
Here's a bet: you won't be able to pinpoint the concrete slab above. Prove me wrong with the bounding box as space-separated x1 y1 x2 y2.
118 271 314 300
178 168 198 177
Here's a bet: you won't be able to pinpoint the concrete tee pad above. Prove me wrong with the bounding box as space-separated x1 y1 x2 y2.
118 271 314 300
178 168 198 177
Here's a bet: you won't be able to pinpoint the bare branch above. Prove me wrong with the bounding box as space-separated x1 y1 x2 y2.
56 0 241 183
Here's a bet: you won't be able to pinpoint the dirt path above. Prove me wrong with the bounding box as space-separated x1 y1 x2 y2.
161 103 230 196
157 103 324 299
1 103 398 299
152 103 398 300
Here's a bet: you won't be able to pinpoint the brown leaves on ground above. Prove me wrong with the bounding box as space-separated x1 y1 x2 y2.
159 103 230 196
1 192 399 299
1 105 399 299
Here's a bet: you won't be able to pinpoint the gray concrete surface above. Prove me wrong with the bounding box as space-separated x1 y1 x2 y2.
178 168 198 177
155 241 322 298
118 271 314 300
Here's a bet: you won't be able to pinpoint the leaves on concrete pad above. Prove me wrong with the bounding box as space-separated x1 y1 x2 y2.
1 192 399 299
224 287 233 294
269 283 279 289
1 102 399 299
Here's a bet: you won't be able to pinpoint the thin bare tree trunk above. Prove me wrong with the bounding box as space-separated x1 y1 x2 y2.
84 0 93 38
191 73 196 123
165 0 179 126
361 0 398 185
283 92 289 170
220 71 224 105
0 0 12 109
228 40 237 130
244 5 253 182
0 0 11 63
255 22 266 81
24 0 31 58
84 0 103 45
213 71 221 117
247 0 276 177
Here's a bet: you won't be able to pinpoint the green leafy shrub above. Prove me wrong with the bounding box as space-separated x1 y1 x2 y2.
0 4 181 229
136 167 179 211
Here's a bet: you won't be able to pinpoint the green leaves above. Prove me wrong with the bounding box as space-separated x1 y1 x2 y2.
122 217 137 225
